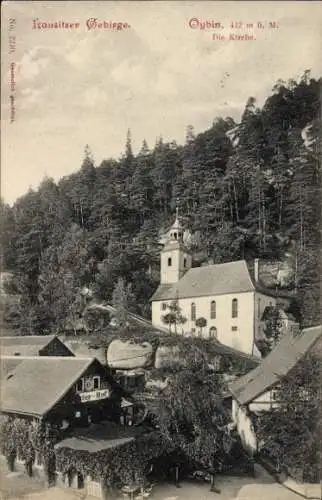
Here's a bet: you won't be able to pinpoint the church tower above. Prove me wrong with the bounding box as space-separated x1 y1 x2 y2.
160 208 192 284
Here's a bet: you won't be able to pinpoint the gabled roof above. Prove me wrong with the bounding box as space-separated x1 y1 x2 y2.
151 260 255 301
0 335 72 357
0 356 96 417
229 325 322 406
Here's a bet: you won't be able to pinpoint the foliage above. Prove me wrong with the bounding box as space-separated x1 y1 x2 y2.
83 307 110 334
112 277 136 327
195 317 207 335
0 416 61 480
157 365 233 472
161 300 187 334
255 353 321 482
55 430 171 487
0 415 169 487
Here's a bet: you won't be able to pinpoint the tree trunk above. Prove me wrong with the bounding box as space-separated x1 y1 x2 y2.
232 178 239 222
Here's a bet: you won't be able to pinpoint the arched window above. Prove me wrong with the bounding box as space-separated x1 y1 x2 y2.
191 302 196 321
210 300 216 319
209 326 217 338
232 298 238 318
174 232 177 240
183 257 187 268
168 257 172 266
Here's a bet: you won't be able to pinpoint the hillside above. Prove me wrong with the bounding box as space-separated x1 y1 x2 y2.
1 72 320 335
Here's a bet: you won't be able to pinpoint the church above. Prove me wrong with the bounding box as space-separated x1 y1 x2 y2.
150 211 297 357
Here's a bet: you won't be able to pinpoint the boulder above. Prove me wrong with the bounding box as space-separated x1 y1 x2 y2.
154 344 186 369
107 339 153 369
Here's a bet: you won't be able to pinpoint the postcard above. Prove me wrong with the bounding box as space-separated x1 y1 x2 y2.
1 1 321 500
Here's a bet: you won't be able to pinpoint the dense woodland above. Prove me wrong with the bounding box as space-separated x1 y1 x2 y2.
1 72 321 335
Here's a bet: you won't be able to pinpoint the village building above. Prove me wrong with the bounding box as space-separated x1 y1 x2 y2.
228 325 322 458
0 334 74 357
150 211 298 356
0 355 142 498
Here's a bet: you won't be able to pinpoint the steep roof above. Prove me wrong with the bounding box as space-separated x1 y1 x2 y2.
151 260 255 301
0 335 69 357
0 356 24 378
229 325 322 405
0 356 95 417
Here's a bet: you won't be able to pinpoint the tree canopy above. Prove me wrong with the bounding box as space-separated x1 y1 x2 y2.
1 73 320 334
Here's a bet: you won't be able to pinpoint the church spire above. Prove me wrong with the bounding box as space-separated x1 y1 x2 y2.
167 206 183 244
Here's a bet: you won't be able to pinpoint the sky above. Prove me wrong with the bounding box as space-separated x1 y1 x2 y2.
1 1 322 204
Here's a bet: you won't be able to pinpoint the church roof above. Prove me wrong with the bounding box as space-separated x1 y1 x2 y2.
151 260 255 301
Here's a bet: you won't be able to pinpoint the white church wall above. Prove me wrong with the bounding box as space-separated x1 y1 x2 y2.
160 248 192 284
152 291 255 355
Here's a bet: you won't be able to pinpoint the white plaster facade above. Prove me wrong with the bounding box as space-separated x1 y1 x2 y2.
232 399 257 456
153 291 257 354
231 390 279 457
160 245 192 285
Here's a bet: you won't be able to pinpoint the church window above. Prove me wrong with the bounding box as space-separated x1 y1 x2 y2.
209 326 217 338
210 300 216 319
232 298 238 318
168 257 172 266
174 232 177 240
191 302 196 321
183 258 187 268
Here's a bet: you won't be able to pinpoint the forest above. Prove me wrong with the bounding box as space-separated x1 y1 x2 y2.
1 71 321 335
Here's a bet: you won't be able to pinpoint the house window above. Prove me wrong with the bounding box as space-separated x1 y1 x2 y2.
93 376 100 390
209 326 217 338
191 302 196 321
191 328 196 334
76 378 84 392
210 300 216 319
183 258 187 268
161 303 167 311
168 257 172 266
232 298 238 318
231 326 238 332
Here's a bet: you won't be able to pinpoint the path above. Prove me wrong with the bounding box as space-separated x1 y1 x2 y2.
0 463 306 500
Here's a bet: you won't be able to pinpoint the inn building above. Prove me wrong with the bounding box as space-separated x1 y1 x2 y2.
0 354 138 498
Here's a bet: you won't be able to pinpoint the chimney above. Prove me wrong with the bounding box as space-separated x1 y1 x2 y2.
254 258 259 282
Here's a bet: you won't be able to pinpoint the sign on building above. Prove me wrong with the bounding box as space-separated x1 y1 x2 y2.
79 389 110 403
